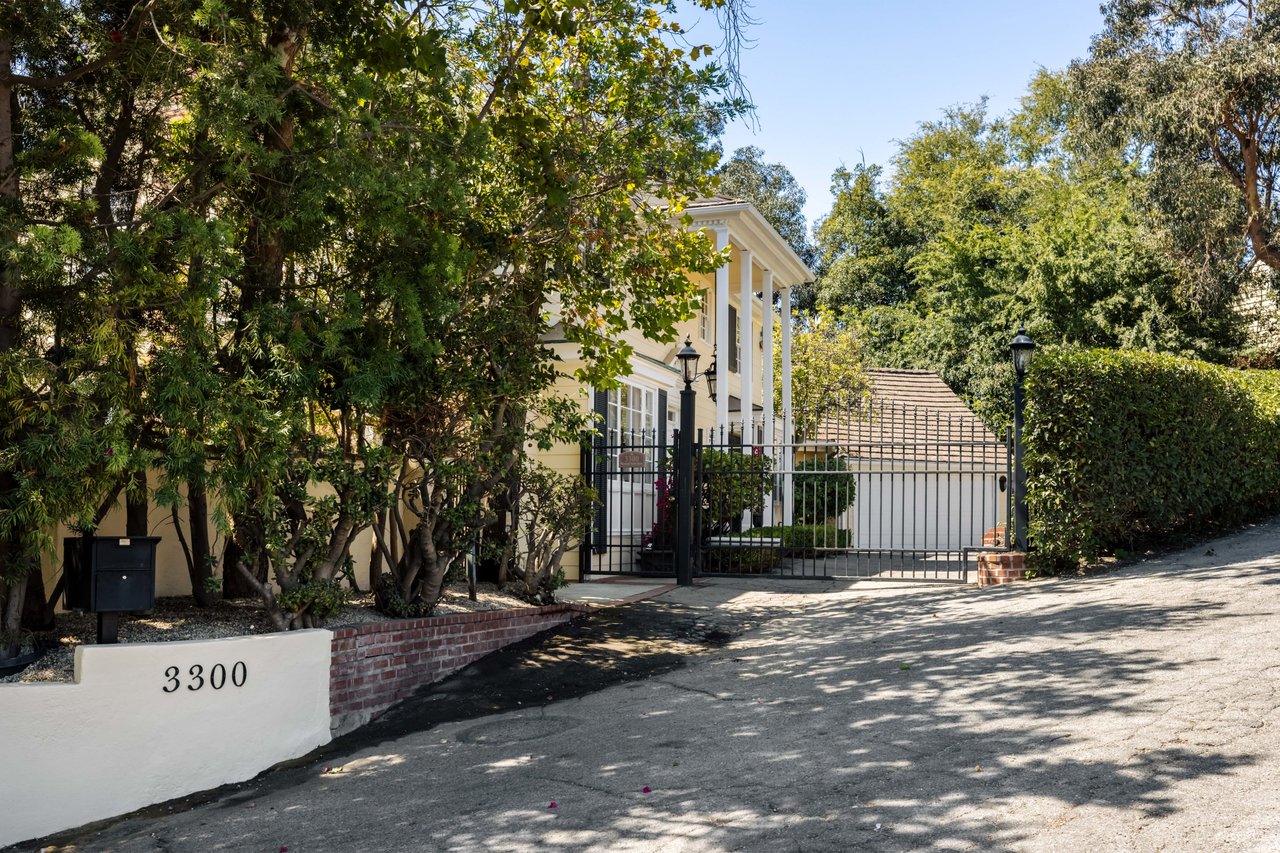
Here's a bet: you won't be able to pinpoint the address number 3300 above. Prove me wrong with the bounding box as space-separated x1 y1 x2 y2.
162 662 248 693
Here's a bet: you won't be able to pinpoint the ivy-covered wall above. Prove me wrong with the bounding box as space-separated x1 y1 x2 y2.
1025 348 1280 569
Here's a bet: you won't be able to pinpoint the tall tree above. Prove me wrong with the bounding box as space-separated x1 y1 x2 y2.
1071 0 1280 301
813 163 917 310
820 90 1241 424
1 0 753 634
716 144 816 268
0 1 168 651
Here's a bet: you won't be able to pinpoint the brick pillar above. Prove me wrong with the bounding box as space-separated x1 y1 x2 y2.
982 525 1007 547
977 551 1026 586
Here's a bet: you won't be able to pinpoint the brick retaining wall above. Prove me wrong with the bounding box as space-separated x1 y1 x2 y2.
329 603 589 735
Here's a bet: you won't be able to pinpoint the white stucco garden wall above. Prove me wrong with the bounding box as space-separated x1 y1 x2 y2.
0 630 333 848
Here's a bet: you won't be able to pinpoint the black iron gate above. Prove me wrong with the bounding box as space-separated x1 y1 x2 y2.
581 397 1011 582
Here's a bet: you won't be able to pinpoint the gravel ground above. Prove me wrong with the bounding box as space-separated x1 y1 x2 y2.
1 582 531 685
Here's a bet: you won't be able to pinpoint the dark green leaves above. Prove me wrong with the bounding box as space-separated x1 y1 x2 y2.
1025 347 1280 570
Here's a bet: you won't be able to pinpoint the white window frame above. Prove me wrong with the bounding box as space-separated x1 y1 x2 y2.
605 381 658 445
604 381 661 502
699 288 710 342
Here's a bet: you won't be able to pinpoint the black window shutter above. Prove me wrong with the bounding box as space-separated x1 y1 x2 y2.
729 306 739 373
592 388 608 554
658 389 668 452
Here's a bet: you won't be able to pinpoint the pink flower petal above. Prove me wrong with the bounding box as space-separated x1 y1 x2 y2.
642 786 651 793
549 802 558 809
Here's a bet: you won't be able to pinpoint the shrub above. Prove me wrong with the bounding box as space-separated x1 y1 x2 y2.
507 461 595 605
792 459 857 524
1025 348 1280 570
699 447 773 534
701 545 779 574
748 524 851 555
641 448 773 548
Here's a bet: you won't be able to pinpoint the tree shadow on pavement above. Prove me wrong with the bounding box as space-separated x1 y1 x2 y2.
32 567 1273 853
412 584 1260 853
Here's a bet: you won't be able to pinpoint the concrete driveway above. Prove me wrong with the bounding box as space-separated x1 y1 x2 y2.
41 521 1280 852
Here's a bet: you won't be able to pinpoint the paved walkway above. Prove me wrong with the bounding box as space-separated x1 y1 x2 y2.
556 580 677 606
44 521 1280 851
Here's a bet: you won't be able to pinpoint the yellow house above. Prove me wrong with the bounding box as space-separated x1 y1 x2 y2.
537 196 814 580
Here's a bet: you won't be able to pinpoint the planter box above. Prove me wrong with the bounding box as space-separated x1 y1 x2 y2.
635 548 674 574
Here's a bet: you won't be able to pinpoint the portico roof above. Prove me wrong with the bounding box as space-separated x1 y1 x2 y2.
684 196 813 287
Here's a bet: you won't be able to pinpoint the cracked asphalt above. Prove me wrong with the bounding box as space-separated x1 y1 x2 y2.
33 520 1280 852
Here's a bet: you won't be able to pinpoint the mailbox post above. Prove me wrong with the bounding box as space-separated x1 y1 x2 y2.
64 536 160 644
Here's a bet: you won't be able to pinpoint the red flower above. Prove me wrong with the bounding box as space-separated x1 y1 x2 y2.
642 786 651 793
548 802 558 809
108 30 123 44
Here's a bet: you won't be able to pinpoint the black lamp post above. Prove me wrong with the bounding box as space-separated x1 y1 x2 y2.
675 337 701 586
1011 327 1035 552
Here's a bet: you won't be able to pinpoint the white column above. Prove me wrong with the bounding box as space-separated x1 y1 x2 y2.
781 285 794 525
713 226 730 436
738 248 753 451
761 269 775 526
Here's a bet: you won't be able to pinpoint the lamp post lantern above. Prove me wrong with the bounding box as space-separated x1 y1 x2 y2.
703 346 718 402
1011 327 1035 552
674 338 700 586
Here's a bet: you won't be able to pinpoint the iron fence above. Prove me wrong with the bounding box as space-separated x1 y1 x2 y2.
581 397 1011 583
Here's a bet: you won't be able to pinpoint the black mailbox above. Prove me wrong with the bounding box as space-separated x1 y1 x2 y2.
64 536 160 613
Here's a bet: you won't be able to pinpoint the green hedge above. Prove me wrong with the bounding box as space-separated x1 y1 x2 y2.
748 525 851 553
1025 348 1280 569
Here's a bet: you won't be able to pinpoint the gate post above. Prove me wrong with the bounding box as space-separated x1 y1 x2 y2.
675 396 696 587
1010 328 1035 552
674 337 705 587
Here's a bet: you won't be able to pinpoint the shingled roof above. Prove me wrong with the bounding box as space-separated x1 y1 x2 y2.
807 369 1004 466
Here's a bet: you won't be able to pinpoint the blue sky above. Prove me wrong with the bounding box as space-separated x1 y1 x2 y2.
690 1 1107 226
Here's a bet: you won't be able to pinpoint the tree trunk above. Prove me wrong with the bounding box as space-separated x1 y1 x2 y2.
126 469 148 536
1 572 26 659
183 482 214 607
0 35 32 647
368 509 386 586
221 524 265 600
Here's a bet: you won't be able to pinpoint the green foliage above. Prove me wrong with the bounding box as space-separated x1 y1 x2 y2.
1070 1 1279 292
775 308 869 441
507 461 595 604
2 0 750 634
747 524 850 555
698 447 772 534
818 91 1242 427
1024 348 1280 570
814 164 916 310
275 578 351 622
701 545 778 574
791 460 857 525
373 573 435 619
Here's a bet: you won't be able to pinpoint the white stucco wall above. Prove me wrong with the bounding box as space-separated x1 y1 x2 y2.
0 630 333 848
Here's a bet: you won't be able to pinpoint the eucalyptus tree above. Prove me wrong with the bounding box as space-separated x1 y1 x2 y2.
1071 0 1280 300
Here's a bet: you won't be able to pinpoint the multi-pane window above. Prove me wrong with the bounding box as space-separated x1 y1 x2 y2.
699 289 710 341
606 383 658 481
606 383 657 444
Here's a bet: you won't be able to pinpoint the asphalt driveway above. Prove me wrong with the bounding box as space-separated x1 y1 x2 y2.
38 520 1280 852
